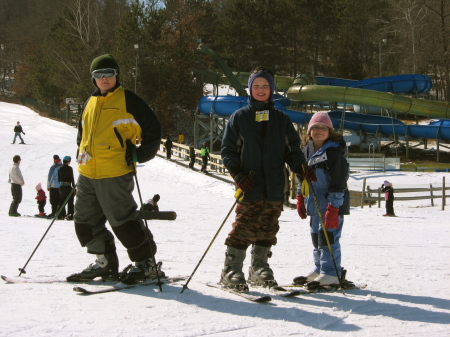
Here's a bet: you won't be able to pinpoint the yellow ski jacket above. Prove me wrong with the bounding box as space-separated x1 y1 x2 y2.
77 86 162 179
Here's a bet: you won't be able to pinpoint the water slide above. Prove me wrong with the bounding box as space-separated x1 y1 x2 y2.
315 74 432 94
198 96 450 140
286 81 449 119
195 45 450 140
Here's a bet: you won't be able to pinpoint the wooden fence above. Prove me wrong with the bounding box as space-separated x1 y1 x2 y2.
161 140 449 210
160 139 228 174
352 177 448 210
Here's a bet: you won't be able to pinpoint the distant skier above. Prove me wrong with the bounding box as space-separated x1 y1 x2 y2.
164 136 173 159
12 121 25 144
47 155 62 219
189 143 196 169
8 155 24 216
200 142 210 172
57 156 76 220
35 182 47 217
381 180 395 216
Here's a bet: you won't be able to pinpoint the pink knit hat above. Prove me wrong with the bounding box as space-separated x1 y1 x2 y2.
35 182 42 191
307 112 333 133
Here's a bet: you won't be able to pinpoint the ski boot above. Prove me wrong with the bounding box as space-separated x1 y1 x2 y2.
313 274 339 285
121 258 165 284
306 268 347 289
66 252 119 282
220 246 248 292
293 271 319 286
247 245 278 288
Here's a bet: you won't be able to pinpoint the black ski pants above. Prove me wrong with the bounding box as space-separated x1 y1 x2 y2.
58 186 75 217
9 183 22 215
49 188 60 215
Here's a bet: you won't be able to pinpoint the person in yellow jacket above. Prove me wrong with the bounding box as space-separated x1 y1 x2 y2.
200 142 210 172
67 54 163 283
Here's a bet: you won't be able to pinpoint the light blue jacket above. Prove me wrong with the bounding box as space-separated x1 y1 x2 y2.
47 162 62 189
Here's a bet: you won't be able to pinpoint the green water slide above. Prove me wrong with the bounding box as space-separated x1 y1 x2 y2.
286 82 450 119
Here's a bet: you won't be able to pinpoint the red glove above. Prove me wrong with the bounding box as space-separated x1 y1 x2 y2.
299 165 317 182
296 195 307 219
233 172 255 192
324 204 340 229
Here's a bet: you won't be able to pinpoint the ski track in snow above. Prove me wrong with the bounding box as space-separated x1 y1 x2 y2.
0 101 450 336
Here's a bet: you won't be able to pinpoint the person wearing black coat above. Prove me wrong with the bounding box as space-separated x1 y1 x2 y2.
57 156 76 220
381 181 395 216
219 66 313 290
12 121 25 144
188 143 196 169
164 137 173 159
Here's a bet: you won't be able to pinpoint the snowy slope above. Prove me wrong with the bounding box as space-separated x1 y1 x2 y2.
0 102 449 337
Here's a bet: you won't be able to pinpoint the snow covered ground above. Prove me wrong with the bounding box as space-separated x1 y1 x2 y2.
0 101 449 337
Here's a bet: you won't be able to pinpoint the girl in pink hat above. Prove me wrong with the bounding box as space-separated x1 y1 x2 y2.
35 182 47 217
294 112 350 286
381 181 395 216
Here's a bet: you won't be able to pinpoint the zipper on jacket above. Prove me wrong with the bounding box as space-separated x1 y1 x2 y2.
113 127 124 148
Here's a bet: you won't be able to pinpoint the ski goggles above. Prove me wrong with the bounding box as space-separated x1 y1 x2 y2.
91 68 118 79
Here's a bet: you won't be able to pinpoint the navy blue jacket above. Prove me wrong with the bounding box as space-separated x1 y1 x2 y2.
297 139 350 216
221 100 306 202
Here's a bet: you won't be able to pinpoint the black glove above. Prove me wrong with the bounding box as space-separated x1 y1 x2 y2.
125 139 137 166
232 171 255 193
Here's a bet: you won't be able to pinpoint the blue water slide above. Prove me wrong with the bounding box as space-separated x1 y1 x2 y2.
316 74 432 94
198 95 450 141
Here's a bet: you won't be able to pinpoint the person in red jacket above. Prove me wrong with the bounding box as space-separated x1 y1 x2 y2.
35 182 47 217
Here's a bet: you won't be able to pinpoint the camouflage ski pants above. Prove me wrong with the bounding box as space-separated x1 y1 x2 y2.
225 200 284 247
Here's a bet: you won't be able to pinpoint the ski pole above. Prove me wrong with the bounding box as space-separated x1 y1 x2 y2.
180 170 256 293
307 179 345 292
18 185 77 276
132 164 163 292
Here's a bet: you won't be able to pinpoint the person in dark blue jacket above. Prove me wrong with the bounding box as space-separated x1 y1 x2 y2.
294 112 350 286
219 66 315 290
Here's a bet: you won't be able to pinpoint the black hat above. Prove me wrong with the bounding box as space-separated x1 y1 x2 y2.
53 155 60 160
153 194 160 202
90 54 120 87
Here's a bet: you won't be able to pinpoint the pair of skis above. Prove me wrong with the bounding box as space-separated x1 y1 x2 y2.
1 275 186 295
206 280 367 303
206 283 307 302
2 275 366 303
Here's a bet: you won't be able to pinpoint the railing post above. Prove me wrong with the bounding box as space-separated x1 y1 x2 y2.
378 187 381 208
361 177 366 208
430 184 434 207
